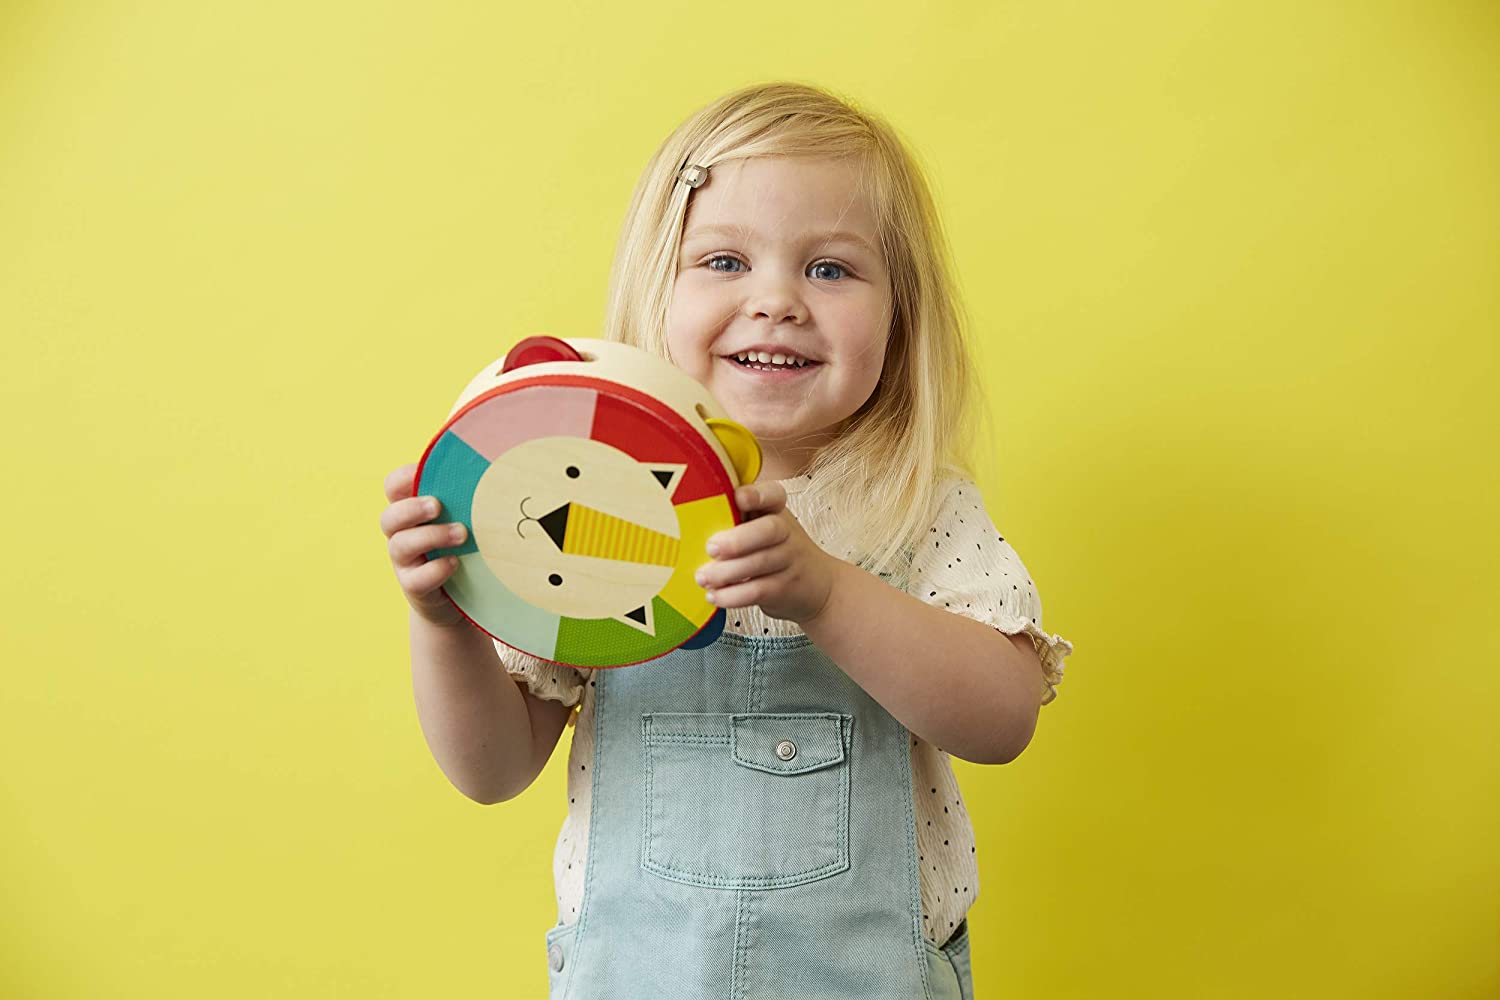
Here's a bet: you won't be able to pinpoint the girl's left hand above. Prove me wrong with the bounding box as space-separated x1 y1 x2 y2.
694 481 838 625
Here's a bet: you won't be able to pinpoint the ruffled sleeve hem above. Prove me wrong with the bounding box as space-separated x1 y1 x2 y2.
994 618 1073 706
493 640 587 711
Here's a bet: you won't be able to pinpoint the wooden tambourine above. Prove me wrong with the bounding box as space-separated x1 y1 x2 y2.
414 336 762 668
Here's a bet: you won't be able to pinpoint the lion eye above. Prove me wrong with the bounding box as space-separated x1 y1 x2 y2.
566 466 580 478
548 574 563 586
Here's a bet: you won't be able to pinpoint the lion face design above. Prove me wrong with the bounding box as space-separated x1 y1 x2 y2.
471 435 686 633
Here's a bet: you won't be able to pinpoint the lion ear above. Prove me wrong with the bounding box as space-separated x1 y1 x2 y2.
614 603 656 636
704 418 762 485
645 464 686 496
501 335 584 373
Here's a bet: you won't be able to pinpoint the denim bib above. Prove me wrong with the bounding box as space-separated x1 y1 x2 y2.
541 632 975 999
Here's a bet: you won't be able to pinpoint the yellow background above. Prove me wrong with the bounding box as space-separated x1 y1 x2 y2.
2 1 1496 996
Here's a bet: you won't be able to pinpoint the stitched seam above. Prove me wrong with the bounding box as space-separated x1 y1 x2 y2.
561 673 606 1000
732 713 843 721
645 734 730 745
838 715 851 874
731 889 749 1000
899 716 934 1000
729 755 843 774
642 715 653 899
716 632 815 651
748 640 762 712
641 858 849 888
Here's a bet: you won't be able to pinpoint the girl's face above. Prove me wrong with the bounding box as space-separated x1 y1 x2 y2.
665 156 893 480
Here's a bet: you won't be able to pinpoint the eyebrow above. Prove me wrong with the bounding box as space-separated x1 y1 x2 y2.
681 223 878 256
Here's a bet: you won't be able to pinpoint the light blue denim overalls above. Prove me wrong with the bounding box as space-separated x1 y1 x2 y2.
542 630 976 999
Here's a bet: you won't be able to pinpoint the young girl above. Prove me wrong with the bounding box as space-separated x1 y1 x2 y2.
379 81 1073 999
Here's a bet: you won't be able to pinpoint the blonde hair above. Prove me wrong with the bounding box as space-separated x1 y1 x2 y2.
603 81 987 581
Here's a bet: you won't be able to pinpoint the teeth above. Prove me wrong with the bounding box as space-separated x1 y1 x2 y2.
735 351 810 368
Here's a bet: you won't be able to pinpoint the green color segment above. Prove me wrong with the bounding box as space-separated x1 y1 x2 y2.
554 597 695 667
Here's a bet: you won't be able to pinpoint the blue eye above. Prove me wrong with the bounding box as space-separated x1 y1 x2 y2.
704 255 849 281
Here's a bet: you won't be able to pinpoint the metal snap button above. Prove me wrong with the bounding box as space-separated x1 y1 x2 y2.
775 739 797 761
548 943 565 972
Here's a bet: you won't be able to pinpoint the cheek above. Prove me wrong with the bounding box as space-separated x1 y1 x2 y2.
666 278 726 338
831 299 892 370
830 286 886 325
664 300 718 376
671 289 741 363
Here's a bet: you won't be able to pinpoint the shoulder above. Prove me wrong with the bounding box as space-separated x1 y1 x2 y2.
909 472 1033 611
927 468 997 531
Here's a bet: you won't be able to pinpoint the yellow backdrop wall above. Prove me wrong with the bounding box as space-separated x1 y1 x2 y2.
2 1 1496 996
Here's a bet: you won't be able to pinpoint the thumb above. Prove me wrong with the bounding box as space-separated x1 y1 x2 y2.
736 481 786 517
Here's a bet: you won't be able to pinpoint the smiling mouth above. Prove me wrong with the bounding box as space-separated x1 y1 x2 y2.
726 351 821 372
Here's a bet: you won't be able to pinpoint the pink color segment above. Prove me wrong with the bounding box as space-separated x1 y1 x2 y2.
448 384 598 460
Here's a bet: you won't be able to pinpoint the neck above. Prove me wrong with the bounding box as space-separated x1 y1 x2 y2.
752 418 858 481
755 435 830 482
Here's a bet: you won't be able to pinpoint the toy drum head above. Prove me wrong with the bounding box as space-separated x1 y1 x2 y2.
414 336 761 668
473 436 683 620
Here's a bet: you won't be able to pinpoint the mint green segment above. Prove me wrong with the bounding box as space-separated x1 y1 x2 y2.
554 597 695 667
449 552 558 660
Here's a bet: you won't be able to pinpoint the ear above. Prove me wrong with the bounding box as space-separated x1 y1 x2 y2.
704 418 761 486
644 463 687 496
501 335 584 373
614 602 656 636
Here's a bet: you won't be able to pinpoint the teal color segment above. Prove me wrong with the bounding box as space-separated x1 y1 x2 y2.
420 430 484 558
449 552 559 660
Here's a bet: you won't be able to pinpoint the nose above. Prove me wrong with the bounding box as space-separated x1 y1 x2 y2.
741 271 808 326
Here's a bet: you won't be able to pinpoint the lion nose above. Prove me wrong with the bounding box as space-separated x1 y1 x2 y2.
538 503 679 566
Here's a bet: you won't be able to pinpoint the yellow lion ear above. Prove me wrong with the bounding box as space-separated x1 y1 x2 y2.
704 418 762 485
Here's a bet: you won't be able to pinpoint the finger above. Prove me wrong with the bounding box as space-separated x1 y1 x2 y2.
390 521 467 566
380 494 444 538
735 481 787 517
384 463 419 504
694 546 792 590
703 571 786 611
707 513 789 559
397 553 459 597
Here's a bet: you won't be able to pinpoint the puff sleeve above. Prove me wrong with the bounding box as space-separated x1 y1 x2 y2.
907 478 1074 705
493 639 589 709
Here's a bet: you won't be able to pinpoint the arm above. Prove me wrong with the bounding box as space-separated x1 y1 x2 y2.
384 463 571 804
801 560 1044 764
409 611 573 804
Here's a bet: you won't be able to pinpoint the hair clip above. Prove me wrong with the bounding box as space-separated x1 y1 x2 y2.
678 164 709 189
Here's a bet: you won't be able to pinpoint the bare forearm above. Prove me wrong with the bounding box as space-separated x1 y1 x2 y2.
801 562 1042 764
409 610 538 803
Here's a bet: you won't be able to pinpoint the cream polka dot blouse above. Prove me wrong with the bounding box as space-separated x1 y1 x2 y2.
497 471 1073 947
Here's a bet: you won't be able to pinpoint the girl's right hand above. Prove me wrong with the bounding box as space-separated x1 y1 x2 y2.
381 462 467 627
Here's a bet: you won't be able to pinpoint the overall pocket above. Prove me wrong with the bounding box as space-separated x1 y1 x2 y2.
641 712 851 889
